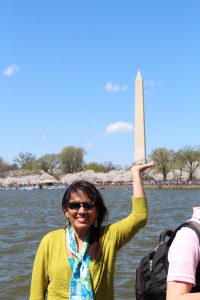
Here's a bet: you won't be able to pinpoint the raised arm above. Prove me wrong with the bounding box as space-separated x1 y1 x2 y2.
131 161 155 197
107 161 155 248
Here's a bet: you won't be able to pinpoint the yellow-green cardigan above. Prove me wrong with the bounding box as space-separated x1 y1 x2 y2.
29 196 147 300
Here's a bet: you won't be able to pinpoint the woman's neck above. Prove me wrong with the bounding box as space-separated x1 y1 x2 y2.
73 228 89 253
72 227 89 242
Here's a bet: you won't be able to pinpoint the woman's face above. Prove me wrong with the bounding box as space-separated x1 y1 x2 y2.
64 190 98 234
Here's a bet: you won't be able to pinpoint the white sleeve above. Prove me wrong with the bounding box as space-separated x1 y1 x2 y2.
167 227 200 285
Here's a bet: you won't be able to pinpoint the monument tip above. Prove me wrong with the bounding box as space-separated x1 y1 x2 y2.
136 70 142 80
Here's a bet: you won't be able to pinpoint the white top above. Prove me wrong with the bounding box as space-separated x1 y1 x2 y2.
167 207 200 285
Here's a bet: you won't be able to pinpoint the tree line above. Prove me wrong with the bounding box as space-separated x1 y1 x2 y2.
0 146 119 179
150 146 200 181
1 145 200 180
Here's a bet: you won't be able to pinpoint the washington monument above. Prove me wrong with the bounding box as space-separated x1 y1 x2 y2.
134 70 146 164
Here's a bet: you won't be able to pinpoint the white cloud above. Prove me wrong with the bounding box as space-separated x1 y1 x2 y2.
85 142 94 149
104 81 128 92
3 64 19 77
41 135 47 139
104 121 134 136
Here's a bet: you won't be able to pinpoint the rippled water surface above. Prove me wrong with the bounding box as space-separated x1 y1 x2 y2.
1 188 200 300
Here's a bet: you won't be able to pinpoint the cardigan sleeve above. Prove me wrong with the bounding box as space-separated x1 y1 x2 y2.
104 196 148 249
29 236 49 300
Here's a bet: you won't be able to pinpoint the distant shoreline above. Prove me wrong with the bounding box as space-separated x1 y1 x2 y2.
144 185 200 190
98 184 200 190
1 185 200 191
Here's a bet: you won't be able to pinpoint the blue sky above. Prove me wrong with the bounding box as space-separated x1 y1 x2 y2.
1 1 200 168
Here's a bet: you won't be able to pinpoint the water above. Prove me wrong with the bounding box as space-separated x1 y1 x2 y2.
1 188 200 300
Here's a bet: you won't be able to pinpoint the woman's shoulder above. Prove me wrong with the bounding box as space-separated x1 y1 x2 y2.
42 228 65 242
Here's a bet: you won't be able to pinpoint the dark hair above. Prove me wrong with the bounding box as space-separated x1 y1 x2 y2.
62 180 108 259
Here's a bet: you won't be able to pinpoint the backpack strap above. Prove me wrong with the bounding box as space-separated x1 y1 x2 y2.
166 222 191 248
167 221 200 247
159 230 173 243
187 221 200 245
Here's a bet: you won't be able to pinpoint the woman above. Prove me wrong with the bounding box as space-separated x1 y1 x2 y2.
29 161 154 300
167 207 200 300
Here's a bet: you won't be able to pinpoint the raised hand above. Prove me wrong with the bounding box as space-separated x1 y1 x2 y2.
131 161 155 175
131 161 155 197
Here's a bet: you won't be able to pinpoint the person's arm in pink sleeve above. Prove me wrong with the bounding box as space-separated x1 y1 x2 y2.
167 227 200 300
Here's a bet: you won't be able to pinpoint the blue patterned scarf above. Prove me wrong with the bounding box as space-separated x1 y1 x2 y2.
67 226 94 300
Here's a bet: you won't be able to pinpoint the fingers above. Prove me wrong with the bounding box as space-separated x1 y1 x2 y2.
131 161 155 173
145 161 155 167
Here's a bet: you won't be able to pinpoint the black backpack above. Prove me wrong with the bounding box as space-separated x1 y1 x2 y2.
135 221 200 300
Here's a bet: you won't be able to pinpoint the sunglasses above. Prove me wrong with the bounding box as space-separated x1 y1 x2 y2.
68 201 96 211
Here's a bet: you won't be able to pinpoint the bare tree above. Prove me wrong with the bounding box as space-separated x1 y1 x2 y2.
14 152 36 169
176 146 200 180
0 157 18 177
37 154 61 178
